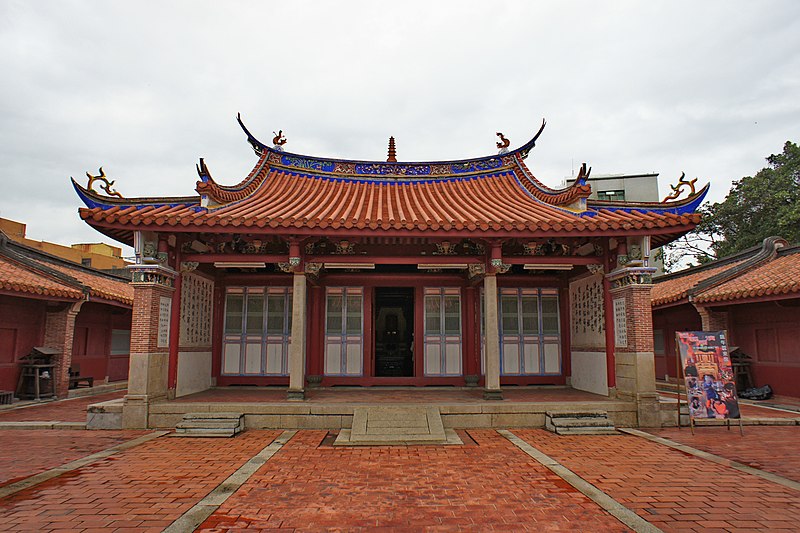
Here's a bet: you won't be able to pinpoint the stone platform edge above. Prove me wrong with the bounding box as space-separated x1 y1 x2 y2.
133 401 638 430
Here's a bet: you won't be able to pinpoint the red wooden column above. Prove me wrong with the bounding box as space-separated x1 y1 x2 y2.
602 241 617 393
123 264 177 428
306 284 324 383
462 286 479 385
166 243 183 393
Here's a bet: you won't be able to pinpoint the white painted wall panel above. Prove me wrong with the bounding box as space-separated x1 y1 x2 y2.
223 344 240 374
570 351 608 395
176 351 213 397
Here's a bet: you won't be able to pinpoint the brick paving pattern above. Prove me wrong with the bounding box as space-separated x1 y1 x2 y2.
0 391 126 422
651 426 800 483
198 430 630 531
0 430 280 531
515 429 800 532
659 391 800 420
0 429 147 488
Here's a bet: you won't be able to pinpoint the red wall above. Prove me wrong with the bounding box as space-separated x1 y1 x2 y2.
72 302 132 383
652 303 702 381
0 295 46 391
729 300 800 398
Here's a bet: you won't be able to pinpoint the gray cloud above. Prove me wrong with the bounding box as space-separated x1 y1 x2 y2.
2 0 799 254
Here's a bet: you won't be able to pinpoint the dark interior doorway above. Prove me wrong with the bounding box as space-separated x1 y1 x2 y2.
374 287 414 377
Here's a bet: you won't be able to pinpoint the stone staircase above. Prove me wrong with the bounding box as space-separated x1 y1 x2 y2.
172 412 245 438
334 406 461 446
545 410 618 436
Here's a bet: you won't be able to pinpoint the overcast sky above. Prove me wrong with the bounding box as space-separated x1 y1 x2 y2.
1 1 799 256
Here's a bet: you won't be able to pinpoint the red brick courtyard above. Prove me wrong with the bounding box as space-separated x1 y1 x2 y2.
0 397 799 531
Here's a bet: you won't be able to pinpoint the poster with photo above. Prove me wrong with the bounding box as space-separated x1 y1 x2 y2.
676 331 741 420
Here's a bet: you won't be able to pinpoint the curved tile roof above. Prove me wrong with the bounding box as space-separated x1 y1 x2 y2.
79 167 700 236
0 256 84 300
651 261 743 307
694 251 800 304
46 262 133 305
0 236 133 306
74 119 707 246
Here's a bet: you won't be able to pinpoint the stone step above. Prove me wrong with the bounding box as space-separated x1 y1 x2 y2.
549 417 617 428
546 410 609 419
335 406 460 446
553 426 619 436
175 420 243 430
544 410 616 436
181 412 244 420
171 412 244 438
173 429 241 438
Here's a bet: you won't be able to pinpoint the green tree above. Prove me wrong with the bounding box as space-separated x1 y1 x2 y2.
663 141 800 270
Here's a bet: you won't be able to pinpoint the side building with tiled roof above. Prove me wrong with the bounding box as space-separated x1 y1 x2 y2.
651 237 800 398
0 231 133 397
73 116 709 429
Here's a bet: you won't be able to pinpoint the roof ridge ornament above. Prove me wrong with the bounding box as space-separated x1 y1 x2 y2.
575 162 592 185
84 167 123 198
662 172 697 202
387 136 397 162
496 132 510 155
272 130 287 152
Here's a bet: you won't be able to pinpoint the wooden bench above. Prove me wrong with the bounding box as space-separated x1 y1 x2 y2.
68 366 94 389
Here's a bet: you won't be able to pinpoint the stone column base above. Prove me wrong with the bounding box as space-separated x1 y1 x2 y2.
636 392 661 428
122 394 150 429
287 389 306 401
483 389 503 400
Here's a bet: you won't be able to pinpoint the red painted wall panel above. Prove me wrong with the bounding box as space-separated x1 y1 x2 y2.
651 303 702 381
72 303 132 383
730 300 800 397
0 295 46 391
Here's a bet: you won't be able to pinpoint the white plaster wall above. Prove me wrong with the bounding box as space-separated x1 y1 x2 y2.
569 274 606 348
176 351 213 397
570 351 608 396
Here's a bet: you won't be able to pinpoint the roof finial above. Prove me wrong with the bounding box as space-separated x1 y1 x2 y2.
496 132 510 154
387 136 397 162
272 130 287 152
85 167 123 198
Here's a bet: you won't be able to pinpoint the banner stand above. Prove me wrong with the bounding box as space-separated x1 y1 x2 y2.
676 330 744 436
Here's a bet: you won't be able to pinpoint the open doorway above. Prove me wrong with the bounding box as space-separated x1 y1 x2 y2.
374 287 414 377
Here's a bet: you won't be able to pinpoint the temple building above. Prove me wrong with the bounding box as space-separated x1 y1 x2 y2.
74 116 707 429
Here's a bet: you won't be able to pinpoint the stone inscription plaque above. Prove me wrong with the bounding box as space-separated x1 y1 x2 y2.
613 298 627 348
158 296 172 348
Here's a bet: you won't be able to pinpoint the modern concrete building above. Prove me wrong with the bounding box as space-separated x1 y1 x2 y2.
565 173 665 274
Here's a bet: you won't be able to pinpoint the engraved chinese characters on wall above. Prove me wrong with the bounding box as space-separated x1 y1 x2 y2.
569 274 605 348
613 298 628 348
158 296 172 348
180 272 214 347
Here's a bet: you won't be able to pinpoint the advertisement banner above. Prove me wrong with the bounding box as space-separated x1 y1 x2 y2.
676 331 741 420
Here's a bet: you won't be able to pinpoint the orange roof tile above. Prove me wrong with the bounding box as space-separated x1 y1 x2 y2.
0 239 132 306
79 168 700 239
74 119 707 247
694 252 800 304
46 262 133 305
651 262 743 307
0 256 84 300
